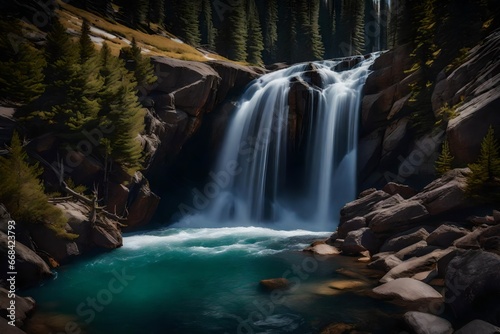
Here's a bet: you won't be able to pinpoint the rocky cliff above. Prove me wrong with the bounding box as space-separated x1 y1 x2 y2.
358 28 500 190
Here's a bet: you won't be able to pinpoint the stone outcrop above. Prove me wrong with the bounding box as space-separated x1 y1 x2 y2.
0 288 35 327
432 30 500 163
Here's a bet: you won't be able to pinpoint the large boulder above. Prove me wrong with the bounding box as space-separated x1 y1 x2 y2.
342 228 381 255
150 56 220 114
337 217 367 239
394 240 429 260
369 200 429 235
380 248 454 283
413 168 469 216
445 250 500 326
0 232 53 289
372 278 442 305
426 224 469 248
91 217 122 249
27 224 80 264
380 227 430 253
340 190 390 224
403 311 453 334
367 254 403 272
382 182 417 199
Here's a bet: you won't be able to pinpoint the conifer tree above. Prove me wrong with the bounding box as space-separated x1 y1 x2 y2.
246 0 264 64
0 132 69 236
435 139 454 176
98 43 145 173
199 0 216 49
277 0 298 63
217 0 247 61
148 0 165 26
262 0 278 63
79 19 95 63
467 126 500 201
168 0 201 46
120 38 157 88
0 21 46 106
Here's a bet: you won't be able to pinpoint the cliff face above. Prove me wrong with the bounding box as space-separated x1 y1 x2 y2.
358 28 500 190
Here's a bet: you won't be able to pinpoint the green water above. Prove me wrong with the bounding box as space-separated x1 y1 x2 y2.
26 227 401 334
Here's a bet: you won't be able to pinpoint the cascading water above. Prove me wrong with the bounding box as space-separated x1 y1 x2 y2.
206 53 380 230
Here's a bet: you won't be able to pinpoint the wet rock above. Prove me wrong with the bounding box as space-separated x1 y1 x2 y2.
304 243 340 255
259 278 290 291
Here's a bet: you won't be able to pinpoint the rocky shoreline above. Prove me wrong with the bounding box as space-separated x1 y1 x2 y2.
301 170 500 334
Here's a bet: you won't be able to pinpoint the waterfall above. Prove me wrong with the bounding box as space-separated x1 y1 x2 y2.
206 54 379 230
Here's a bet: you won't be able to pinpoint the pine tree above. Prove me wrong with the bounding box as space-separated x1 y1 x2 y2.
217 0 247 61
79 19 95 63
168 0 201 45
319 0 336 59
435 139 454 176
295 0 324 62
199 0 216 49
118 0 149 27
0 132 70 237
246 0 264 65
98 43 145 173
148 0 165 26
277 0 298 63
261 0 278 63
466 126 500 201
120 38 156 87
0 22 46 106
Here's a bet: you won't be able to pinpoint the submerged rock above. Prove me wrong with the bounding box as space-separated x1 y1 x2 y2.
259 278 290 291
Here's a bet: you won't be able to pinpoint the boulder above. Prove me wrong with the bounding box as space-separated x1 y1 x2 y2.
358 188 377 198
369 201 429 235
304 243 340 256
412 269 438 283
342 228 381 255
338 217 367 239
453 226 489 249
426 224 469 248
380 248 454 283
494 210 500 223
445 250 500 326
91 217 122 249
340 190 390 224
367 254 402 272
372 278 442 304
403 311 453 334
454 320 500 334
382 182 417 199
380 227 430 253
0 288 35 327
413 168 469 216
259 278 290 291
394 240 429 260
0 232 53 289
